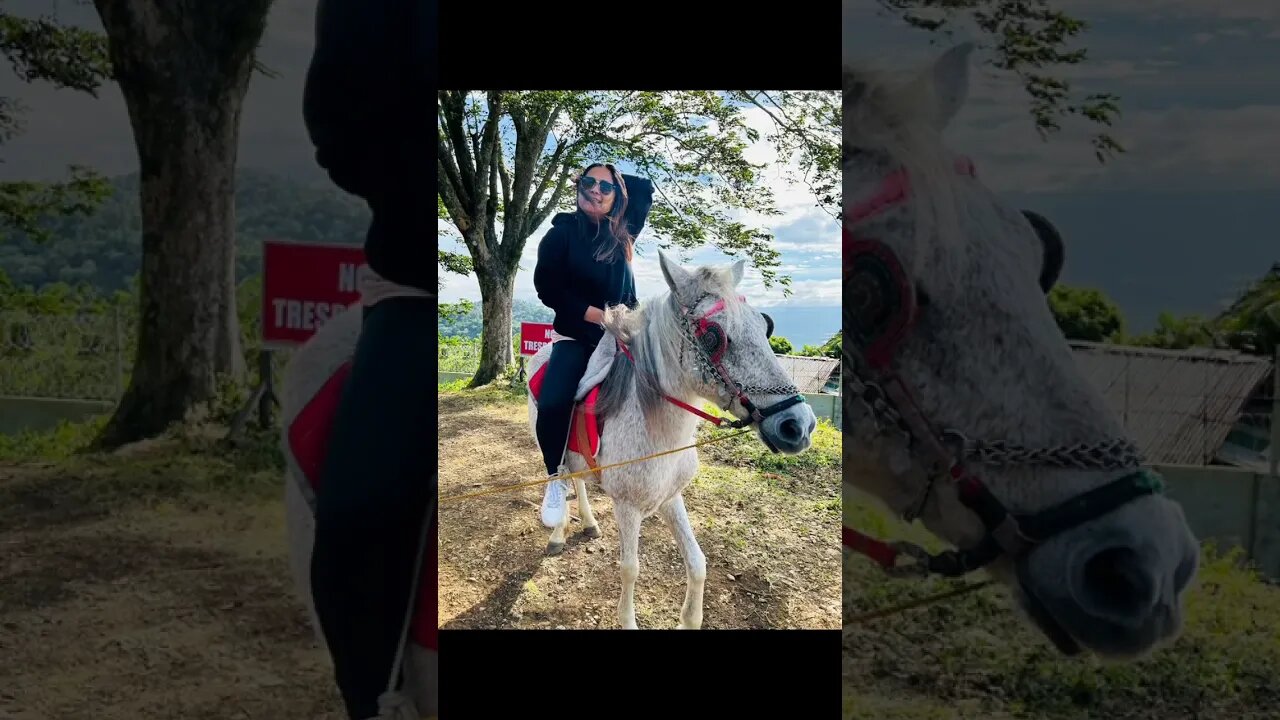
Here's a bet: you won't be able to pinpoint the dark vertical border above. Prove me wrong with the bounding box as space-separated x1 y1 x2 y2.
434 2 841 717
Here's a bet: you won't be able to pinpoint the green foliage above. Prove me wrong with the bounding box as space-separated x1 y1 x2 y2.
0 170 371 292
438 249 473 289
821 330 841 359
698 411 841 477
769 335 793 354
0 413 107 462
1128 311 1216 350
0 10 114 242
794 332 840 359
875 0 1124 163
1117 266 1280 356
438 299 474 325
1048 284 1124 342
1214 265 1280 356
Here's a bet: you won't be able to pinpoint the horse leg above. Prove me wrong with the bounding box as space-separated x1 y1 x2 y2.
614 503 642 629
575 475 600 539
660 492 706 629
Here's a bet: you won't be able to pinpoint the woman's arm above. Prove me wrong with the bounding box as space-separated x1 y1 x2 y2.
622 174 655 237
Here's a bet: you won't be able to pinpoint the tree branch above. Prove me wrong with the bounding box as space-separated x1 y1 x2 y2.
439 90 477 196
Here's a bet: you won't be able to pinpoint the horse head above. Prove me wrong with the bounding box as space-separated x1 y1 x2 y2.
843 42 1199 659
602 250 819 455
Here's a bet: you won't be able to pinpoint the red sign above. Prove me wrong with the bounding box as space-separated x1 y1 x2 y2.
520 322 555 356
261 239 367 348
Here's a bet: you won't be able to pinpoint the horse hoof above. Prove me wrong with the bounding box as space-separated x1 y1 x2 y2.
583 525 601 539
545 541 564 556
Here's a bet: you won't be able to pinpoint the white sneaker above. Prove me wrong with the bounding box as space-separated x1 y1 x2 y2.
371 690 418 719
541 473 569 528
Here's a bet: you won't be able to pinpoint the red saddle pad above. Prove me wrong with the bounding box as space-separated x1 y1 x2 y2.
528 362 602 457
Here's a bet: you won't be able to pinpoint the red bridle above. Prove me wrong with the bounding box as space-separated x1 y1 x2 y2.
616 294 803 432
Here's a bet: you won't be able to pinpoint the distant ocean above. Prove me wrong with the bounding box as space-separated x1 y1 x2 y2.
757 305 840 351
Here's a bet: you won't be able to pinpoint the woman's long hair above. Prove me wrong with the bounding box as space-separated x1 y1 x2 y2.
578 162 634 263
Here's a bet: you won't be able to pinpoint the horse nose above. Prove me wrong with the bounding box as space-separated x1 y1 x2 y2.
779 417 803 445
1073 545 1160 626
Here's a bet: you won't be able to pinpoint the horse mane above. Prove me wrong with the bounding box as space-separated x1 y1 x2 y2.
594 263 742 423
594 297 668 422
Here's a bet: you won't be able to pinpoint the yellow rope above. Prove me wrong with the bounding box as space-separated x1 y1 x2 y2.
843 579 993 626
440 427 754 504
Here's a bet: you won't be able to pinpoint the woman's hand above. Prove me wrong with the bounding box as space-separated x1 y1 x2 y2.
583 306 605 324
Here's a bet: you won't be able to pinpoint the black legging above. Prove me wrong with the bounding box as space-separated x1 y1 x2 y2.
536 338 594 475
310 296 435 720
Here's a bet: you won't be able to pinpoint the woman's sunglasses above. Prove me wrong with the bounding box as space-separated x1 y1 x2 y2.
579 176 616 195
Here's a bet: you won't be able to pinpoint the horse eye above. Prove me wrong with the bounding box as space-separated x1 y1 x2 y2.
916 288 930 307
762 313 774 338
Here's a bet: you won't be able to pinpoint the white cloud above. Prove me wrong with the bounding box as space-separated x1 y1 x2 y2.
842 0 1280 198
949 101 1280 194
439 93 839 310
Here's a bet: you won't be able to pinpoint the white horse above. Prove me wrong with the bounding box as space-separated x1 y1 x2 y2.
525 250 820 629
842 42 1199 659
280 305 436 719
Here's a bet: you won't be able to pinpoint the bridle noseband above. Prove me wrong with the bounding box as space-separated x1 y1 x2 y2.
843 154 1164 652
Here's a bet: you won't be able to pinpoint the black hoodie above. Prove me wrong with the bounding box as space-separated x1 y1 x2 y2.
533 174 655 347
303 0 431 293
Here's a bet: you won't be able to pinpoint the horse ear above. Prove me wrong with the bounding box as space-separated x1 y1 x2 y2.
730 259 746 287
926 42 973 130
658 249 693 295
1022 209 1065 294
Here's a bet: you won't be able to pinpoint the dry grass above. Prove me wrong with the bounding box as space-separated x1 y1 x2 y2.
436 381 842 630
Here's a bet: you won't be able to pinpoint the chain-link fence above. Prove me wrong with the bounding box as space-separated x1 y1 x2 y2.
0 307 293 403
0 309 136 401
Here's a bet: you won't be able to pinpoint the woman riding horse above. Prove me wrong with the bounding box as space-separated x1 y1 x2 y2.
532 162 654 529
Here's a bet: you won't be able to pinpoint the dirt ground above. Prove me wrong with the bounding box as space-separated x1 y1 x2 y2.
437 385 842 630
0 438 348 719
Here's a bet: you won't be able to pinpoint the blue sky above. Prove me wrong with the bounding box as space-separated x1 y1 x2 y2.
437 94 841 316
845 0 1280 332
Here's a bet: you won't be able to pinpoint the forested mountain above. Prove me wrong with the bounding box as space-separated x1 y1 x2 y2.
438 299 553 338
0 169 372 293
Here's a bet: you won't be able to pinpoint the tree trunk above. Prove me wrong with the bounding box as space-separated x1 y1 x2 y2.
92 0 270 449
471 267 516 387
